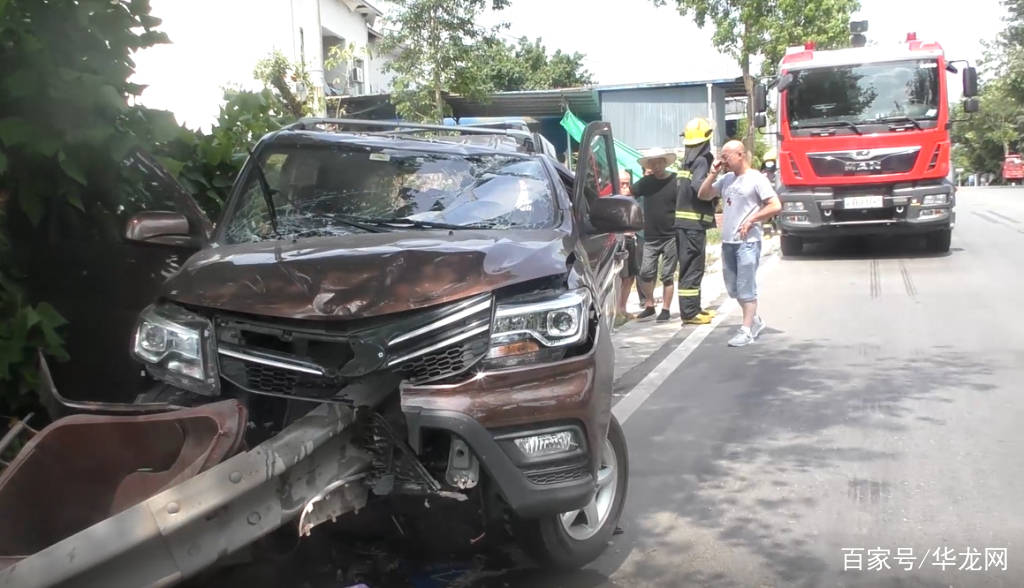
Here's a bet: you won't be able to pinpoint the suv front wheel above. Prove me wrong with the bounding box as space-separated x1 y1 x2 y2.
517 415 629 570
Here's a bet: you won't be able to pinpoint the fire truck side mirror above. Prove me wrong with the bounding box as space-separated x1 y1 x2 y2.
963 67 979 98
753 84 767 113
754 113 767 129
964 97 980 114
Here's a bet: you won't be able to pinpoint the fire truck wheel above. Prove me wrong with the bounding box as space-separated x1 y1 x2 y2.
927 229 951 253
780 235 803 256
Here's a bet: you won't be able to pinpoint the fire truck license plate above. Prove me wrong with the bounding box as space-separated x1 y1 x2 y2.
844 196 884 209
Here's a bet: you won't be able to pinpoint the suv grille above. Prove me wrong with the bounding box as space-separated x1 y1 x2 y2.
216 294 493 399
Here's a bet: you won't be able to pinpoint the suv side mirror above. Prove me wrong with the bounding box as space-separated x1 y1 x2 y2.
963 67 978 98
589 196 643 233
125 211 195 247
964 97 980 114
753 83 767 113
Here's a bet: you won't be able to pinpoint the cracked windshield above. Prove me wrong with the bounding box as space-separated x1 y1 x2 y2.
224 148 555 242
3 0 1021 586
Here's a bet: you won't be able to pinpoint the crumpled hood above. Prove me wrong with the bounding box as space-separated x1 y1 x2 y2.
162 229 572 320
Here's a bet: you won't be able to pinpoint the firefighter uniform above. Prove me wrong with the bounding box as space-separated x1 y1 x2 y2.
675 118 717 324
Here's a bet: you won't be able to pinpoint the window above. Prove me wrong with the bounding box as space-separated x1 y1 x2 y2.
222 147 557 243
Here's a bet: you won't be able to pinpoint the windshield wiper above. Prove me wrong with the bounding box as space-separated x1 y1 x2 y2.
349 216 495 231
247 148 280 237
281 214 389 240
879 115 923 130
794 121 862 135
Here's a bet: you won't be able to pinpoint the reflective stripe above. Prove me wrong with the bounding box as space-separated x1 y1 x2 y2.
675 211 716 223
679 289 700 296
678 170 692 179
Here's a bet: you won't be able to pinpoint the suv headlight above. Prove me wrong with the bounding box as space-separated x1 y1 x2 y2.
484 289 592 368
132 303 219 396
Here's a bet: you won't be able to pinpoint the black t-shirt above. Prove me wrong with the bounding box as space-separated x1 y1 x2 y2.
631 173 677 239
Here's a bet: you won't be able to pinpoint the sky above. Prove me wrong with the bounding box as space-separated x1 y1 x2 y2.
132 0 1008 129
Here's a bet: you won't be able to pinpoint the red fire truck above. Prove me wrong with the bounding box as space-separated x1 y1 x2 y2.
754 32 979 255
1003 154 1024 184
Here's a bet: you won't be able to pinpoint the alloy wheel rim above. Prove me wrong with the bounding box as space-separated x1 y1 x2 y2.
558 437 617 541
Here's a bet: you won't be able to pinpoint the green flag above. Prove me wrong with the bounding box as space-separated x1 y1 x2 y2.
559 109 644 184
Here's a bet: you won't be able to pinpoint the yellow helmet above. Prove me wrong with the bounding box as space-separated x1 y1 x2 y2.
763 148 778 162
682 117 713 146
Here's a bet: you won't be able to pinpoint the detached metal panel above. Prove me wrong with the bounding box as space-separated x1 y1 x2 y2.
599 85 729 152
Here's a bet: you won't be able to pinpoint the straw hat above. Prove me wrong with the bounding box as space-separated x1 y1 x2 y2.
637 148 677 168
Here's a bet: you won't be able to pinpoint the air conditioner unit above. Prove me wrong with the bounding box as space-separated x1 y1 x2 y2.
351 68 364 83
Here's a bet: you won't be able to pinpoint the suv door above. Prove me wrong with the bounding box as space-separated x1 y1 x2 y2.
572 122 622 318
22 151 212 408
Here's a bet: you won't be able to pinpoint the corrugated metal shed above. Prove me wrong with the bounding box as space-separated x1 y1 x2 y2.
446 88 600 118
600 84 727 151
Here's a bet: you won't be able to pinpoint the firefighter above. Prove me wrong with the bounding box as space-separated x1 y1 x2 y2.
675 117 718 325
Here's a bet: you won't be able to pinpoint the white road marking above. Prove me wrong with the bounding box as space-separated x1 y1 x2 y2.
613 252 779 424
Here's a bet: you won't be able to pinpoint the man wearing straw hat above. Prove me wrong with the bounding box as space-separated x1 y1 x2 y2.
631 148 679 322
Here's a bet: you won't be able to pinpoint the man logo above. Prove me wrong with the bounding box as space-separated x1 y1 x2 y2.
844 160 882 172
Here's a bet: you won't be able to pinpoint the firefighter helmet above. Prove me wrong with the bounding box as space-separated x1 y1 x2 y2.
681 117 714 146
763 148 778 162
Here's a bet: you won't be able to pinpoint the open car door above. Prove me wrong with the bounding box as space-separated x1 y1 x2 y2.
572 122 623 318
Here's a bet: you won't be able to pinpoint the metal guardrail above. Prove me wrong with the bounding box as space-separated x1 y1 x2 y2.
0 402 370 588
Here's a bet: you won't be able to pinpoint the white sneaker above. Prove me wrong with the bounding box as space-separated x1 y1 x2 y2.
728 326 755 347
751 316 766 339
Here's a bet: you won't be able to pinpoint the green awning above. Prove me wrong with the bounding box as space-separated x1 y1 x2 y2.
560 109 644 183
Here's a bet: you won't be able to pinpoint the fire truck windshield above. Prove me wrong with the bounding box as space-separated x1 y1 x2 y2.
786 59 940 132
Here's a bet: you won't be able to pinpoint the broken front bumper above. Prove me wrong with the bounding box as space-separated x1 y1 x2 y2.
0 402 369 588
400 321 615 518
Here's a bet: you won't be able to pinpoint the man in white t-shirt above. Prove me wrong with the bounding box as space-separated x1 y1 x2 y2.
697 140 782 347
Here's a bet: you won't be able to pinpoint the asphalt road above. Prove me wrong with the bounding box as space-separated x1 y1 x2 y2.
191 187 1024 587
487 186 1024 587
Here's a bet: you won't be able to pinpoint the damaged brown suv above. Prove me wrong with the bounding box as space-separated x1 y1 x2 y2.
0 119 642 583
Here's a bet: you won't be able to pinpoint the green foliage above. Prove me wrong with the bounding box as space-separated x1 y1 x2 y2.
657 0 859 149
0 0 172 416
479 36 594 91
0 274 67 416
254 50 317 119
732 118 771 169
953 1 1024 180
378 0 510 122
144 89 287 218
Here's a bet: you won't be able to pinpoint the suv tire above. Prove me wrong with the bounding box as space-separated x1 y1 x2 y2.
780 235 803 256
517 415 629 570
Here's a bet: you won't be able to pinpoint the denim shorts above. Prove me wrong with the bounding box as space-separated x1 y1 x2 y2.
722 241 761 302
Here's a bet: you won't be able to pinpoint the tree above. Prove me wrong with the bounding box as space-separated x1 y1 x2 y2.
0 0 171 414
479 36 594 91
377 0 509 122
952 2 1024 180
656 0 859 151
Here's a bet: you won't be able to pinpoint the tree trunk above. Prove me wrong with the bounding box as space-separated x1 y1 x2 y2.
741 19 755 155
435 70 443 123
430 11 444 123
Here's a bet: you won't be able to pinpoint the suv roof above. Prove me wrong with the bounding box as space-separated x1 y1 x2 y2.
277 117 547 156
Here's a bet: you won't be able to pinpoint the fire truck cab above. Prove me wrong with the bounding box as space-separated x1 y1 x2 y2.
754 34 979 255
